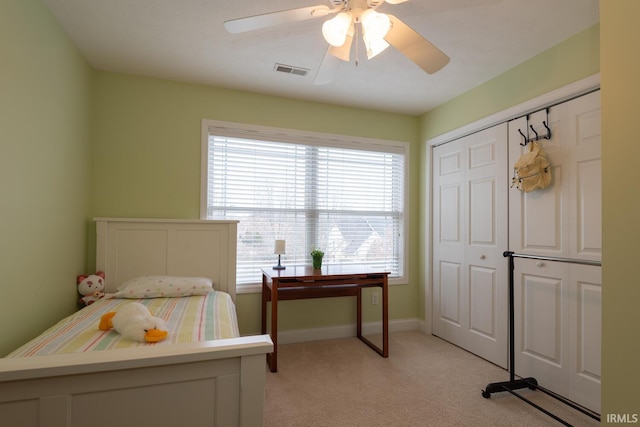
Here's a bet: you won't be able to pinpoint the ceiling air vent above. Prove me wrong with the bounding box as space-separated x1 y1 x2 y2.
274 63 309 77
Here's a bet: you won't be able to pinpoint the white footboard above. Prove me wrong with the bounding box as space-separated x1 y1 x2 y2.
0 335 272 427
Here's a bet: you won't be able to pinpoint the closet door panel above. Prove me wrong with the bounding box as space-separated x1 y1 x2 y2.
569 264 601 413
466 129 508 364
509 113 567 256
433 140 467 342
510 91 601 263
514 259 570 394
509 91 601 412
522 273 563 365
468 265 498 340
469 178 495 245
467 136 500 250
576 159 601 256
521 178 563 250
432 124 508 368
440 184 462 245
438 260 462 326
568 91 602 261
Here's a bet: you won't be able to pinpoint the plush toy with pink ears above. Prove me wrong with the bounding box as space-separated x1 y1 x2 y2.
77 271 106 306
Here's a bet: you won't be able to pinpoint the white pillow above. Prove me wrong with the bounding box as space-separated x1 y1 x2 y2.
112 276 214 298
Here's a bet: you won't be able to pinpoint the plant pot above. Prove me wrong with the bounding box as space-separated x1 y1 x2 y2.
312 254 323 269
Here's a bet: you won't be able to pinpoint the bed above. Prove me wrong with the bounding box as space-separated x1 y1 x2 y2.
0 218 273 427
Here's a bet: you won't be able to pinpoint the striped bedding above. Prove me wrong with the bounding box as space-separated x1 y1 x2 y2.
7 291 239 357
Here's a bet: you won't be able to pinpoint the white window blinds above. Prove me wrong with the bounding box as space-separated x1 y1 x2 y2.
202 121 407 288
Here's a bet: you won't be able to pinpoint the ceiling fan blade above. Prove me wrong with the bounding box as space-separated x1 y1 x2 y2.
314 48 342 85
224 5 331 34
384 14 450 74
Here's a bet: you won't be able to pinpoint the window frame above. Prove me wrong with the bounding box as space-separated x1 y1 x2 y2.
200 119 409 293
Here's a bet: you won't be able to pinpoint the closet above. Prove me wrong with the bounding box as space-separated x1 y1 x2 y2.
431 90 601 412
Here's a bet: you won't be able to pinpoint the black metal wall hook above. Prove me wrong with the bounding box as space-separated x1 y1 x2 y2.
542 120 551 139
518 128 529 146
518 109 552 146
542 107 552 140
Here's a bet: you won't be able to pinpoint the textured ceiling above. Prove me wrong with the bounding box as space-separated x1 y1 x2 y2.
42 0 599 115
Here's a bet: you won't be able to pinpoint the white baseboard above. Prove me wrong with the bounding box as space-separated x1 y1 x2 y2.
276 318 420 345
416 318 428 334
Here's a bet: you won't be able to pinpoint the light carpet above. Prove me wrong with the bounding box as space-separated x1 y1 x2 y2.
264 330 599 427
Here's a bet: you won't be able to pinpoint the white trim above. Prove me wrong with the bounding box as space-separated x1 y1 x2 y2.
202 119 408 153
416 318 429 334
200 119 210 220
426 73 601 147
274 318 419 345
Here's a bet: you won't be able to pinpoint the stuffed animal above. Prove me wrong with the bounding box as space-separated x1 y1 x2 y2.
99 302 169 343
77 271 106 306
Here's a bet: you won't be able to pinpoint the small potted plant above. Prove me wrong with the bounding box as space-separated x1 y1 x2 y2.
310 248 324 269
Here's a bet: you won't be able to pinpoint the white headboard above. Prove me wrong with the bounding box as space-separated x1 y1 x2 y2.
95 218 238 302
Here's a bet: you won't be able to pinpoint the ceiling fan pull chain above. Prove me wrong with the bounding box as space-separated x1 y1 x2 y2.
355 24 360 67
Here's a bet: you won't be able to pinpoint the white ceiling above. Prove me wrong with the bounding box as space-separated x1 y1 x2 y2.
41 0 599 115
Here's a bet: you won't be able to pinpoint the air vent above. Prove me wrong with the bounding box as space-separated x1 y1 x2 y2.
274 63 309 77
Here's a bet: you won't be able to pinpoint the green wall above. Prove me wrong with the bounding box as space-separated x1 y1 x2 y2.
600 0 640 420
0 0 92 356
420 23 600 141
89 72 421 335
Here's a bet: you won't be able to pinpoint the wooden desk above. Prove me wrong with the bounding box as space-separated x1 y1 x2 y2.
261 265 389 372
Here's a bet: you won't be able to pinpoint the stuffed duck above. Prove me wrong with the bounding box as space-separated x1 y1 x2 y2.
99 302 169 343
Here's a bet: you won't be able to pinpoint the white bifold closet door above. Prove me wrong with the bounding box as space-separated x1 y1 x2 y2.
509 90 601 413
432 123 509 368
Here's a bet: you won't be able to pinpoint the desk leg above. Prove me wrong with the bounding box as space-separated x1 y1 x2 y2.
356 287 362 339
382 275 389 357
356 282 388 358
261 274 267 335
268 281 278 372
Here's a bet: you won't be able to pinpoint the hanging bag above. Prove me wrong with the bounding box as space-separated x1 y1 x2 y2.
511 141 552 192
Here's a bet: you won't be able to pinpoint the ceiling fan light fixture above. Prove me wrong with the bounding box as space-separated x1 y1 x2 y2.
322 12 353 47
361 9 391 41
361 9 391 58
364 36 389 59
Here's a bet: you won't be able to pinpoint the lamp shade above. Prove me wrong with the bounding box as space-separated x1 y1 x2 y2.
322 12 352 47
274 240 286 255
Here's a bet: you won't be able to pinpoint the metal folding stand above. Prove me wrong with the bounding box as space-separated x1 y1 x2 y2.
482 251 601 426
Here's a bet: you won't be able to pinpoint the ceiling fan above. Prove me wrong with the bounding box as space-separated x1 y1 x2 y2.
224 0 450 84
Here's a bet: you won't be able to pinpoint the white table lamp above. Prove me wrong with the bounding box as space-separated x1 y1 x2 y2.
273 239 286 270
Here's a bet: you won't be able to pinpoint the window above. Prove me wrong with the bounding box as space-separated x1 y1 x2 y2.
201 120 408 291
